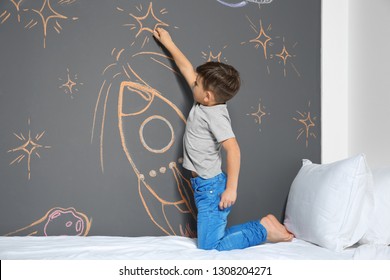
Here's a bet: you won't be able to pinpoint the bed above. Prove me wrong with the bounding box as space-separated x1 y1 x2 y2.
2 156 389 261
0 235 389 260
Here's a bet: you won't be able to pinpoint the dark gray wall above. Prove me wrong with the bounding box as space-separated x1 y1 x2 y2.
0 0 321 236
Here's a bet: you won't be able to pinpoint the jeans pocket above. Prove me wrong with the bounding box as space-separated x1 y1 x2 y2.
195 187 218 213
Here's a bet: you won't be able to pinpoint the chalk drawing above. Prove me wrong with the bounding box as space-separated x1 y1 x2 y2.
5 207 92 236
201 45 228 63
241 16 273 66
216 0 274 8
247 98 270 131
8 118 51 180
117 1 178 49
269 36 300 77
293 101 317 147
91 11 196 235
58 68 83 99
0 0 23 24
241 16 300 77
1 0 78 48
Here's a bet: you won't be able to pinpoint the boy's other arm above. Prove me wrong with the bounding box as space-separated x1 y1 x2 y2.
153 28 197 88
219 137 240 209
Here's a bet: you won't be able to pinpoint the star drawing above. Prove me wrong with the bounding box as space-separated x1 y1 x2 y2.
8 119 51 180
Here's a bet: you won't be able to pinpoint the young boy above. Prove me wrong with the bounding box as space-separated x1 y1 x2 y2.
153 28 293 250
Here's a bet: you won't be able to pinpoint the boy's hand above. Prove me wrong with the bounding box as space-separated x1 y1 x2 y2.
152 27 196 89
219 189 237 209
153 27 172 46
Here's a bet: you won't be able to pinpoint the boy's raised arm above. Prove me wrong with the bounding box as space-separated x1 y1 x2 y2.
153 28 197 88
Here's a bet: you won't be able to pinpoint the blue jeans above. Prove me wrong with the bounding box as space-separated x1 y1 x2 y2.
190 172 267 251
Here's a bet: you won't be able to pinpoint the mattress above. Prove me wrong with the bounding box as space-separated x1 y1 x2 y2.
2 236 387 260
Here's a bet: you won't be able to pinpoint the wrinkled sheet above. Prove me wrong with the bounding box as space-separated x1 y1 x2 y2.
353 244 390 260
0 236 364 260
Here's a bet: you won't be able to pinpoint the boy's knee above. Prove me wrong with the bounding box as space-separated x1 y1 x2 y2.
198 241 217 251
198 245 214 251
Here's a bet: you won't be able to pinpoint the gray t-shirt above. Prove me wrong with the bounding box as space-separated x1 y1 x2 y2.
183 102 235 179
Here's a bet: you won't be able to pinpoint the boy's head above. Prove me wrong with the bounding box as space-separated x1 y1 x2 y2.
195 61 241 104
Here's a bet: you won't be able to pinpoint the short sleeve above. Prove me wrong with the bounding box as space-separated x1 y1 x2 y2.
208 111 235 143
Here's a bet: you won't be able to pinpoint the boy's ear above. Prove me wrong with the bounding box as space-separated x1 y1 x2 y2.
204 91 214 102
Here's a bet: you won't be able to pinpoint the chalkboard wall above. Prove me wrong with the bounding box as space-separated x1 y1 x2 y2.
0 0 321 237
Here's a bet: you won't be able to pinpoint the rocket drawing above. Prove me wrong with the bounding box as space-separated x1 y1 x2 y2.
118 81 196 236
92 50 196 237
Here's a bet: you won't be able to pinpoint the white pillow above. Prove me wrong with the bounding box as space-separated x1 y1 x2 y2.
284 154 374 252
360 167 390 245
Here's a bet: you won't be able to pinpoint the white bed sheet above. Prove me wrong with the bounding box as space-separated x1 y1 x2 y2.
353 244 390 260
0 236 367 260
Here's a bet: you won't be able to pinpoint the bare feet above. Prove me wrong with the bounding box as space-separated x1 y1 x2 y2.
260 214 294 243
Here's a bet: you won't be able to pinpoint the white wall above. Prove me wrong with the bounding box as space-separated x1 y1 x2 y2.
349 0 390 169
321 0 349 163
322 0 390 168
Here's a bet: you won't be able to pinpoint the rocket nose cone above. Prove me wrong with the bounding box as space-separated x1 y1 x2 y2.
119 81 154 117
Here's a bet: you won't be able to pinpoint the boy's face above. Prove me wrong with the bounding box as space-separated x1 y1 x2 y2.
192 75 213 105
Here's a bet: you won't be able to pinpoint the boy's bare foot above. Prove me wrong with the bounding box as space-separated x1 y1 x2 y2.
260 214 294 243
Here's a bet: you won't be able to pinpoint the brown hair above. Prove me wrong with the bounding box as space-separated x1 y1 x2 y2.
196 61 241 103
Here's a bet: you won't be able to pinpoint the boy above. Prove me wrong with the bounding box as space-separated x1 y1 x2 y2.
153 28 293 250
